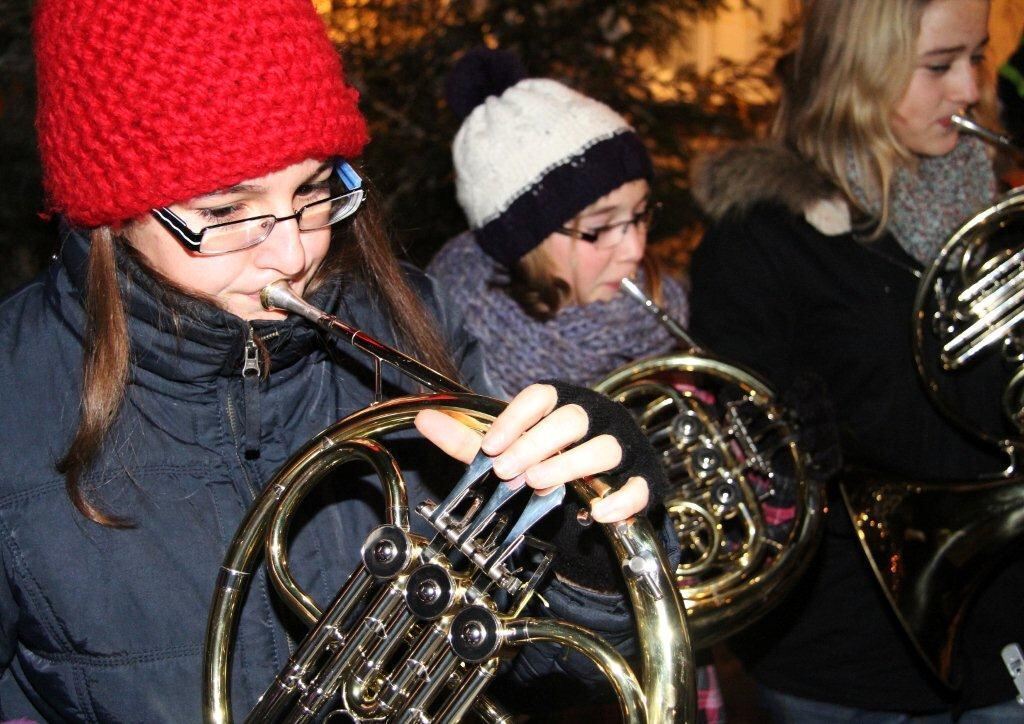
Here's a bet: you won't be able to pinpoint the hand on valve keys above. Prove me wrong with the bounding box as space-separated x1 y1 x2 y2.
415 381 663 525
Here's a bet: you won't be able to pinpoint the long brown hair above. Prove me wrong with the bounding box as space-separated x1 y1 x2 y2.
774 0 929 233
504 244 571 321
59 186 459 526
504 236 666 321
56 226 132 527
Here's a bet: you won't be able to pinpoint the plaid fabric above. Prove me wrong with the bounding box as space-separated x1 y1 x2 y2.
698 662 726 723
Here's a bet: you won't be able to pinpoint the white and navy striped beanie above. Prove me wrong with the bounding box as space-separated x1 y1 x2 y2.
447 49 652 267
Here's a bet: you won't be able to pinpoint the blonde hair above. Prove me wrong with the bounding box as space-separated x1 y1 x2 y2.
774 0 930 233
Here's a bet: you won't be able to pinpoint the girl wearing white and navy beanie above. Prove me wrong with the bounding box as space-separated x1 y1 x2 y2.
430 46 692 387
428 51 716 718
445 49 654 267
429 48 690 387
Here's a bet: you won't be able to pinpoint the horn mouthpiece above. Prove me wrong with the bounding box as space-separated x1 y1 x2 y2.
951 114 1021 155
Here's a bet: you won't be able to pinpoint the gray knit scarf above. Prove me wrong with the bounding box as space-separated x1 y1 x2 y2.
427 232 689 397
846 135 996 265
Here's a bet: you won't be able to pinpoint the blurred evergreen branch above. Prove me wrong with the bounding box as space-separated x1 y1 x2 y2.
1 0 57 295
0 0 788 295
332 0 788 270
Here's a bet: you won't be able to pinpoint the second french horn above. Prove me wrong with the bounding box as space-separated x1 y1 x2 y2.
912 183 1024 441
593 279 823 647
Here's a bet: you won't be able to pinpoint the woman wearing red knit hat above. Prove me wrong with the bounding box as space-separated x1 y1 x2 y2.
0 0 670 719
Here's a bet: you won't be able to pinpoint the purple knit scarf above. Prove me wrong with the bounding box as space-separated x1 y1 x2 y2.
427 232 689 397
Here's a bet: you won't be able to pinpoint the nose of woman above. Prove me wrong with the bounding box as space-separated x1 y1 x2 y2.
615 220 647 263
253 216 308 278
949 61 981 109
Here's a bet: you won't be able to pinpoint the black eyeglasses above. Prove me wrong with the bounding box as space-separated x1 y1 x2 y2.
557 201 661 249
150 160 364 256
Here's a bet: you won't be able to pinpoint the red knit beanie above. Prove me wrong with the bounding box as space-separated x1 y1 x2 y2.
33 0 369 229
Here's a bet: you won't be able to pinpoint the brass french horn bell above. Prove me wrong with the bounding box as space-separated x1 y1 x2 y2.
202 281 695 723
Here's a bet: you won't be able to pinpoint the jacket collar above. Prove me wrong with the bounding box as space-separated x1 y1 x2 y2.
56 222 345 384
691 142 841 223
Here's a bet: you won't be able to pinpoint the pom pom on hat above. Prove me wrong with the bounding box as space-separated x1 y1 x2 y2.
445 48 528 122
448 52 652 268
33 0 369 229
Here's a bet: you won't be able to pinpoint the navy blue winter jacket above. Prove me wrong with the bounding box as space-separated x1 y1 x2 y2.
0 228 643 722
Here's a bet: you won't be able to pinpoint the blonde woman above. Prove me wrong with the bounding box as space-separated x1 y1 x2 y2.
689 0 1023 721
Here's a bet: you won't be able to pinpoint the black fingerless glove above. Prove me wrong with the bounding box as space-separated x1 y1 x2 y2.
533 380 669 593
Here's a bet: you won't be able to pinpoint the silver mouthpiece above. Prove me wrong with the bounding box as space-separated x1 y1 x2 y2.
619 277 649 306
951 114 1021 155
619 277 701 353
260 281 327 325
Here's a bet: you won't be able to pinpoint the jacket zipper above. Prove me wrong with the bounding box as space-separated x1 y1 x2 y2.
228 327 294 662
224 393 258 501
242 324 262 458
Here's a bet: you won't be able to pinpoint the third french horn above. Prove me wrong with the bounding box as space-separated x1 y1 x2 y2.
842 114 1024 686
593 278 823 647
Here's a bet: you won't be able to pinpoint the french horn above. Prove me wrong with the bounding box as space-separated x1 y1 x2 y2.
910 112 1024 440
592 279 823 647
842 114 1024 686
203 282 693 723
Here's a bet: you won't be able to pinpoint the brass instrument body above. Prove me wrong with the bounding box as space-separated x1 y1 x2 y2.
841 470 1024 684
203 283 694 723
596 280 823 647
913 186 1024 441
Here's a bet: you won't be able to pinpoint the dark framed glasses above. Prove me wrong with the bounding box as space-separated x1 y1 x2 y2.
558 201 661 250
150 160 364 256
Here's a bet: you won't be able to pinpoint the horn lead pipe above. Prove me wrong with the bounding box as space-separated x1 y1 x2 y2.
951 114 1022 156
261 281 470 394
620 278 702 354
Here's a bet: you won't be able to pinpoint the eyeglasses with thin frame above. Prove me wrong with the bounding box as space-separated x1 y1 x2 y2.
150 160 364 256
557 201 661 250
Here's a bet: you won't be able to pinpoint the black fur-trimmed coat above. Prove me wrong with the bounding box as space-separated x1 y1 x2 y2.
687 142 1022 712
